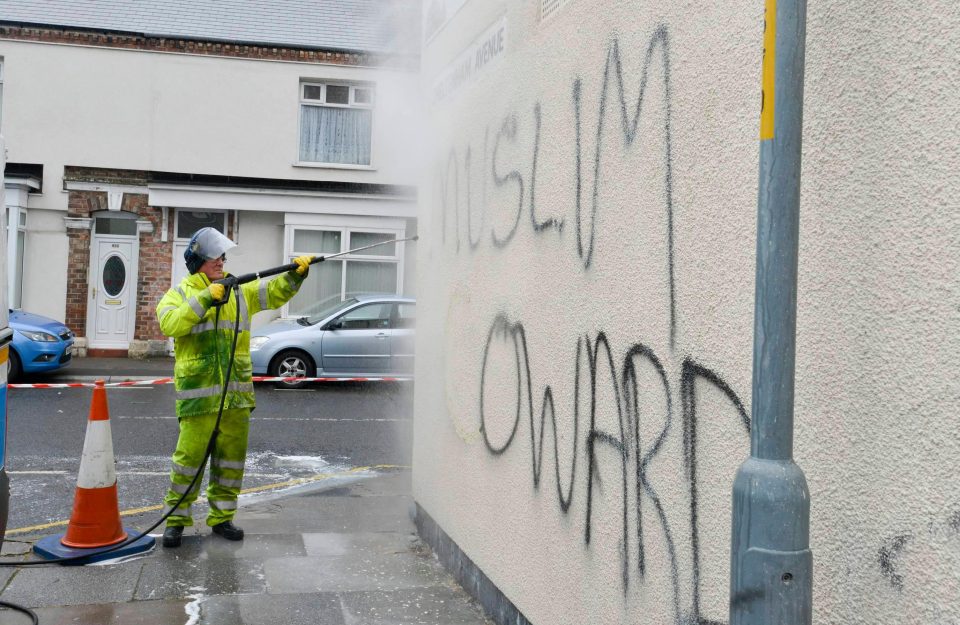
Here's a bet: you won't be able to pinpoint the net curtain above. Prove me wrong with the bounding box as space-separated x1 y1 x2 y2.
299 106 373 165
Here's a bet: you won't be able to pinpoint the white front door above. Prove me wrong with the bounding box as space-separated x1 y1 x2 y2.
87 237 139 348
171 241 189 289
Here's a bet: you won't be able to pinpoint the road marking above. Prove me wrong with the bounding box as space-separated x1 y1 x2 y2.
113 415 174 420
254 417 412 422
115 416 411 422
8 471 287 478
7 471 70 475
4 464 408 535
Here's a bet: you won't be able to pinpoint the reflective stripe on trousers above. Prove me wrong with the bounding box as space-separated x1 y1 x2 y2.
176 381 254 401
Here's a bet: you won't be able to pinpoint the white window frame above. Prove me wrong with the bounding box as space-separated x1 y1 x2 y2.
296 80 376 170
173 209 229 242
170 210 231 300
281 215 405 318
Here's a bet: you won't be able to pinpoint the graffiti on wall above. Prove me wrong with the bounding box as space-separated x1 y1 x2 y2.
477 315 748 624
431 24 755 625
877 510 960 594
435 26 678 346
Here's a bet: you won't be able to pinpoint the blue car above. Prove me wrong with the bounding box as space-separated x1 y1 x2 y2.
8 309 75 381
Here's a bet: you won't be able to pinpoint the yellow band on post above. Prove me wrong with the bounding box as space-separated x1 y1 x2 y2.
761 0 776 140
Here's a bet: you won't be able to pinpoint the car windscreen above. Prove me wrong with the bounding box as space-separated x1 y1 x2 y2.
304 298 359 326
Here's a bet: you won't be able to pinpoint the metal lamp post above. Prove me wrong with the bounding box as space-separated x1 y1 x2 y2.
730 0 813 623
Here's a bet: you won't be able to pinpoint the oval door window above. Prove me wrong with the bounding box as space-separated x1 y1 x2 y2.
102 255 126 297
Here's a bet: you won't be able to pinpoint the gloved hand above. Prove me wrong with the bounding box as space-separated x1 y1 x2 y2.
209 283 226 302
292 255 314 276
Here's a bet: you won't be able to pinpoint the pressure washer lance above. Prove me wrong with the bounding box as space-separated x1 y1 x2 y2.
211 235 419 307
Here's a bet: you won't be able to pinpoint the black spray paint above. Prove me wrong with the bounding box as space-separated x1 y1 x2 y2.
478 316 750 624
433 26 677 346
442 25 750 625
589 27 676 347
878 534 911 592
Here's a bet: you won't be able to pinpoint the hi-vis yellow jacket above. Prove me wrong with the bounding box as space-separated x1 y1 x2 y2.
156 270 304 417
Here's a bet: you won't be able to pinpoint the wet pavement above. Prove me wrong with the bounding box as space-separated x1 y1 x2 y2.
18 355 175 383
0 358 491 625
0 472 491 625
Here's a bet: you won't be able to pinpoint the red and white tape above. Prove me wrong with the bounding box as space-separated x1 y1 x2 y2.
9 376 412 389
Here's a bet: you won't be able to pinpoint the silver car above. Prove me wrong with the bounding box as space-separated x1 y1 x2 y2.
250 294 415 385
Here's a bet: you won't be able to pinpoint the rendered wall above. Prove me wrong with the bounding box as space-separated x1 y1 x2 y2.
19 208 67 322
413 2 959 625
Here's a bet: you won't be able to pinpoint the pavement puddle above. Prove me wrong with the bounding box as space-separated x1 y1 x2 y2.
183 589 207 625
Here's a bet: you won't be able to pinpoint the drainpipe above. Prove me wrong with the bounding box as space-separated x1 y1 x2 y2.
730 0 812 623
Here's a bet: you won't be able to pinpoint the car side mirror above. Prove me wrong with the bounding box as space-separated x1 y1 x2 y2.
326 321 343 331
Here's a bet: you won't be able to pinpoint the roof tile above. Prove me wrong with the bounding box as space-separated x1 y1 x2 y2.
0 0 420 54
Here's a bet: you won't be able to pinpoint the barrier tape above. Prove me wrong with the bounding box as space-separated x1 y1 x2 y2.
9 376 412 389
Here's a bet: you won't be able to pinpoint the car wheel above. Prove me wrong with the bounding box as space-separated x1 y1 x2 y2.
7 349 20 383
270 350 315 389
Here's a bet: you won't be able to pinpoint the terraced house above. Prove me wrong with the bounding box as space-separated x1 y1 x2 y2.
0 0 420 356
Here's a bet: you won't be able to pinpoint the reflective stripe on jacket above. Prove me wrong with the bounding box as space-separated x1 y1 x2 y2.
156 270 304 417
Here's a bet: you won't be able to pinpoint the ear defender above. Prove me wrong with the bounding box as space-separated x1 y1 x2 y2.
184 234 205 274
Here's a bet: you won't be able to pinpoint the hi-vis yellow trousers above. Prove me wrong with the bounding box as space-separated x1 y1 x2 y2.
162 408 250 527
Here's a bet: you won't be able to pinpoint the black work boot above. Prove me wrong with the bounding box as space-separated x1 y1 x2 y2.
211 521 244 541
162 525 184 548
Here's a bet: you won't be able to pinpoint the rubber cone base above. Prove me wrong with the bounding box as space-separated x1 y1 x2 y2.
33 529 155 565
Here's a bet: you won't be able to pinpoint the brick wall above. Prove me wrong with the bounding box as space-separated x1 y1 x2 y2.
65 170 174 343
64 191 100 334
64 167 148 186
0 24 418 69
127 194 170 342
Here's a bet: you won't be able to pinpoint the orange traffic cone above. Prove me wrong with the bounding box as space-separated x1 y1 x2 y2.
60 379 127 548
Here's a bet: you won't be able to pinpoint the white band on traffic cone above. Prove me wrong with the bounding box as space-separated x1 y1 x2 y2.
76 419 118 489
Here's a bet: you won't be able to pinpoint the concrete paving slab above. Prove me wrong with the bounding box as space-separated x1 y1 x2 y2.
302 532 418 558
0 561 144 607
199 592 345 625
262 549 447 593
330 470 412 497
24 598 189 625
135 555 267 601
340 586 494 625
0 539 34 559
0 566 15 591
152 532 307 561
240 495 414 534
0 468 496 625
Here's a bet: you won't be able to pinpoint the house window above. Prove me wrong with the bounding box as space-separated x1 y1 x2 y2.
176 210 227 239
285 227 401 318
299 82 374 166
94 212 138 236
